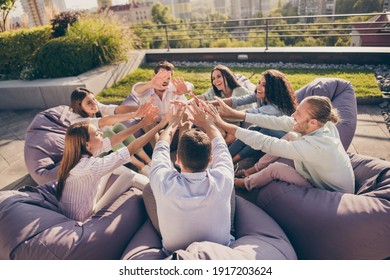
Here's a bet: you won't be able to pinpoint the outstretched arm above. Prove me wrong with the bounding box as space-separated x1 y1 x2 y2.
127 107 166 155
109 105 158 148
97 98 154 128
204 98 241 137
213 96 246 120
158 104 185 144
114 104 139 114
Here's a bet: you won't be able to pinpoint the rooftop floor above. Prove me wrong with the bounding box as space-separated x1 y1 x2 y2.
0 103 389 191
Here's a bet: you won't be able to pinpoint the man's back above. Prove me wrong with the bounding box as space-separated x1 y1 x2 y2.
150 136 234 253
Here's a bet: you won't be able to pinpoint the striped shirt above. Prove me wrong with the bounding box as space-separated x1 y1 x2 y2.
59 138 131 221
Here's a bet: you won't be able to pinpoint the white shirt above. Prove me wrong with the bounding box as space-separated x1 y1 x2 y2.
235 113 355 193
66 102 117 130
131 82 193 121
59 138 131 222
150 136 234 253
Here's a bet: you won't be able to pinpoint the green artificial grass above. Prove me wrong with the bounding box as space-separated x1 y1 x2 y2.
97 65 381 103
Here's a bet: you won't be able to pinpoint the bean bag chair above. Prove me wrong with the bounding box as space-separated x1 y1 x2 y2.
24 105 70 185
121 196 297 260
247 152 390 259
295 77 357 150
0 180 147 260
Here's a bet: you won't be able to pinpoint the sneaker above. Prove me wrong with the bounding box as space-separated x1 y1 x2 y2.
234 168 246 178
139 165 151 176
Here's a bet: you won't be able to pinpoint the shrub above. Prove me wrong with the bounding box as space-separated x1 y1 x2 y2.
66 15 128 67
35 36 94 78
51 11 80 38
0 26 52 80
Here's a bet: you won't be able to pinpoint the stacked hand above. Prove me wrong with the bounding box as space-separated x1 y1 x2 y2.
133 97 155 119
140 105 159 127
212 96 235 119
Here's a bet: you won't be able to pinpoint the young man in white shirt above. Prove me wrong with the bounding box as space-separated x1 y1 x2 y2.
147 102 234 254
131 60 194 147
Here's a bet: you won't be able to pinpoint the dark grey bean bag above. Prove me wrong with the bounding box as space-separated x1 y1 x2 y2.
0 182 147 260
247 152 390 259
121 196 297 260
24 105 70 185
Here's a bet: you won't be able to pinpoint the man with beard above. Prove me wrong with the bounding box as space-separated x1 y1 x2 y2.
208 95 354 194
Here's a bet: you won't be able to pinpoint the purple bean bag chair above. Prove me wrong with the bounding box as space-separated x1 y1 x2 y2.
239 78 390 259
0 182 147 260
24 105 70 185
121 195 297 260
247 153 390 260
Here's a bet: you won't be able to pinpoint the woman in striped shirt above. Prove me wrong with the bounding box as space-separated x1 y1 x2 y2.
56 103 164 222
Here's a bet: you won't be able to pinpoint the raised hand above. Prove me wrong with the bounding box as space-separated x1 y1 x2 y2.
150 70 171 90
133 97 155 119
187 98 211 129
140 105 159 126
214 96 235 118
171 77 188 96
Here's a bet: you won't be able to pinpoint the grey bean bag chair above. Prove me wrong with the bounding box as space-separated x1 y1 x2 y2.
247 152 390 259
121 195 297 260
0 182 147 260
238 78 390 259
24 105 70 185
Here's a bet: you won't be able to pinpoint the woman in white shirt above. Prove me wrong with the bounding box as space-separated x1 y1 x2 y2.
198 64 254 144
68 87 152 175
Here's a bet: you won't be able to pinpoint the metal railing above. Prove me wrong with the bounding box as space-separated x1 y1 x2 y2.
129 12 390 50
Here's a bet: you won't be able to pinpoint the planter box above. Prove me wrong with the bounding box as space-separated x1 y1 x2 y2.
0 51 145 110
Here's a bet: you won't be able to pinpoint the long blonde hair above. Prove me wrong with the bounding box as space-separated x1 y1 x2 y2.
57 121 92 200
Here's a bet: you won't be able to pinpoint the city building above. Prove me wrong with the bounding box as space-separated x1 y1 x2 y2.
297 0 336 22
108 2 152 23
160 0 192 20
21 0 66 27
214 0 230 15
231 0 261 19
21 0 47 26
384 0 389 11
297 0 336 16
98 0 113 11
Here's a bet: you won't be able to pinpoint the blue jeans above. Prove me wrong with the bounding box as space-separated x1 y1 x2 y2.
228 125 286 159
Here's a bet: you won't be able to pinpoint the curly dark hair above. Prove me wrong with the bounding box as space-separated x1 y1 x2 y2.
262 69 297 116
211 65 241 98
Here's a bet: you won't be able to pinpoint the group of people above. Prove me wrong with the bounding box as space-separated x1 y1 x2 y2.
56 60 355 255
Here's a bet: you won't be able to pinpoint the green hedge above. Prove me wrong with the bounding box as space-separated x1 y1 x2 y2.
0 15 129 80
0 27 52 80
35 37 95 78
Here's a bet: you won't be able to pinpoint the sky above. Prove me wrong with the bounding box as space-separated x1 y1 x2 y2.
10 0 129 18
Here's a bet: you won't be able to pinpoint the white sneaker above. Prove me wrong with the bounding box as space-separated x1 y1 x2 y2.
139 165 151 176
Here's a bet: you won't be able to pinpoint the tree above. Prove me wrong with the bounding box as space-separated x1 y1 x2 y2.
0 0 16 32
151 2 171 25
